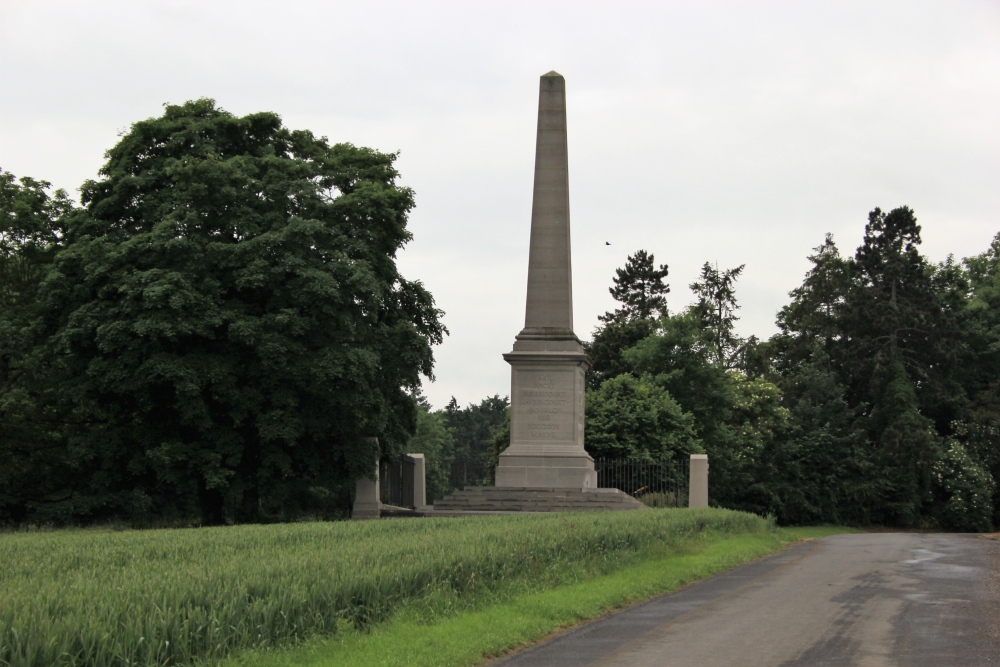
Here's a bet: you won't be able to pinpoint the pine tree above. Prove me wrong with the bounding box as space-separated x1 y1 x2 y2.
599 249 670 323
775 234 852 371
690 262 745 368
839 207 957 524
586 250 669 389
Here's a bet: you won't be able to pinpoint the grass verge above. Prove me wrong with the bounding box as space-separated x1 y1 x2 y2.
219 529 812 667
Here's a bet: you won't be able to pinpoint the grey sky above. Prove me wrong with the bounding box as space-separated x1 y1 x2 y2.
1 0 998 410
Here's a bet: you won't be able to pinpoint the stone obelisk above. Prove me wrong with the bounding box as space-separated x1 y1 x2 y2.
495 71 597 489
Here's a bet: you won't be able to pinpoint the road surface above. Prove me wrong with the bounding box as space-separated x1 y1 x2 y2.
491 533 1000 666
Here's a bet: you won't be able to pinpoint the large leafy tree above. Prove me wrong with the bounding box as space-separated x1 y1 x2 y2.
0 171 76 523
0 170 72 306
35 100 445 524
585 318 658 391
0 170 73 389
625 311 743 503
949 234 1000 526
957 234 1000 416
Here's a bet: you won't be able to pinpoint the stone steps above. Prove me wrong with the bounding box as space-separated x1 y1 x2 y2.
432 486 647 513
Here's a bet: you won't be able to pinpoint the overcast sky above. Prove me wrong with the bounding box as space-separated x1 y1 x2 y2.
1 0 998 410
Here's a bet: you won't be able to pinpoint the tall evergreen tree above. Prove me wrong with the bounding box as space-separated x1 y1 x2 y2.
690 262 745 368
838 207 958 524
778 348 880 525
845 207 954 401
586 250 669 390
599 249 670 323
774 234 852 372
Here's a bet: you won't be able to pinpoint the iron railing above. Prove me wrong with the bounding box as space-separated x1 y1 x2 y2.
450 457 489 490
379 456 416 509
594 457 688 508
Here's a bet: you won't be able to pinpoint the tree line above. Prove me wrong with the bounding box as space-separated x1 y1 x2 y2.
2 100 996 530
391 208 1000 534
580 212 999 531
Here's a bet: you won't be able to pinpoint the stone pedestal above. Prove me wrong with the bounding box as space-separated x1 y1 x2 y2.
496 340 596 488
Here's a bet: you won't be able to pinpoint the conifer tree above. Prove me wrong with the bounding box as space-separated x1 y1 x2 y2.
599 249 670 323
586 250 669 389
690 262 745 368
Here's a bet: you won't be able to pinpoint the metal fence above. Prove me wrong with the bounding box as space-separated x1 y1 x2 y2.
379 456 416 509
594 457 688 508
449 457 490 490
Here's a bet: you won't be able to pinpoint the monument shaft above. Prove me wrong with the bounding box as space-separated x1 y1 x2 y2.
495 72 597 490
523 72 573 335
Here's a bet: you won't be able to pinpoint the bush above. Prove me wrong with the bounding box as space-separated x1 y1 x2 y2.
933 440 995 532
585 374 701 460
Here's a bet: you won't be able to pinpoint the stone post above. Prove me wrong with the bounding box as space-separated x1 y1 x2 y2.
352 470 381 519
351 438 382 520
408 453 428 510
495 71 596 490
689 454 709 508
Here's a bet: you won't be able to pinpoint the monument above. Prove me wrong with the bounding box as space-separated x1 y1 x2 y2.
373 72 706 516
494 71 597 490
430 72 644 513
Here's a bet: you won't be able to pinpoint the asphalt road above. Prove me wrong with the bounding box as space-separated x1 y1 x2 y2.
490 533 1000 666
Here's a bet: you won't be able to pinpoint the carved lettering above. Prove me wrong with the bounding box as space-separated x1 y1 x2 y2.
515 372 577 441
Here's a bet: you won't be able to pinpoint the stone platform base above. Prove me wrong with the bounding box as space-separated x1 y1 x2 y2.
432 486 646 513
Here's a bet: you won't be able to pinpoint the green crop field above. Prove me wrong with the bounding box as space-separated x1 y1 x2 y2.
0 509 777 667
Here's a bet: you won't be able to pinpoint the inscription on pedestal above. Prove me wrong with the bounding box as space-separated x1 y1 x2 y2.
514 370 575 442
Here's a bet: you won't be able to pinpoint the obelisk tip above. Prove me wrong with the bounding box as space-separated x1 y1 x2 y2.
542 70 562 78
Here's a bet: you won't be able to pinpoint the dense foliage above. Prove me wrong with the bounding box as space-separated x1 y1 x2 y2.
405 396 456 503
440 394 509 490
584 210 1000 530
0 100 445 525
